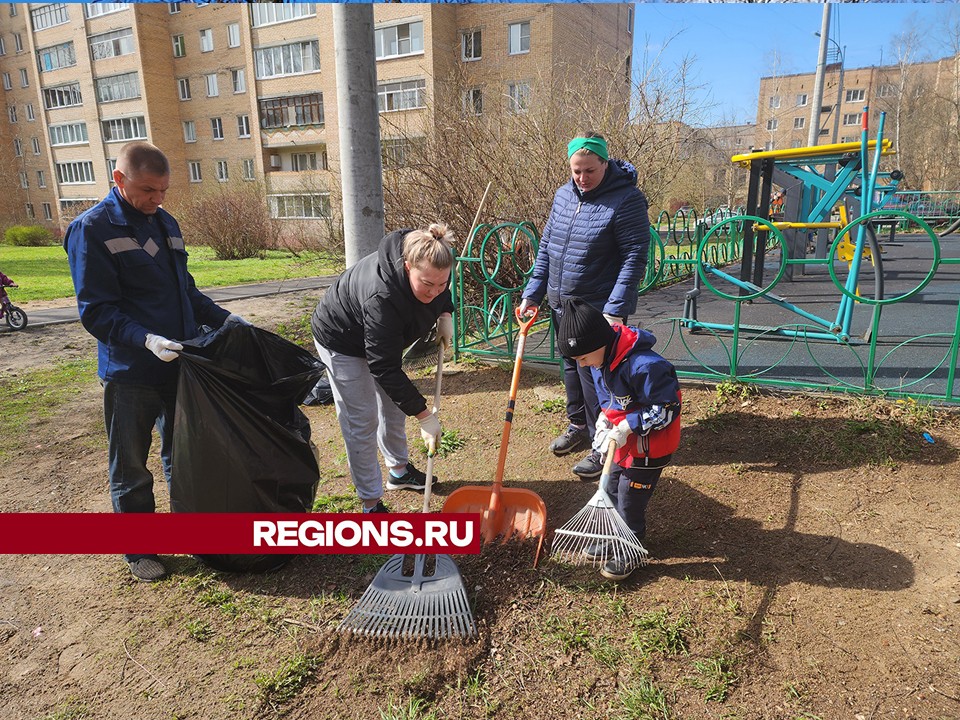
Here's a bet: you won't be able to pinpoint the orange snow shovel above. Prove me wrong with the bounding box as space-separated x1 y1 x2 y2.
442 307 548 566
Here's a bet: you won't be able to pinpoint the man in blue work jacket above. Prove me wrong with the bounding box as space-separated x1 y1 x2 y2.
64 141 245 582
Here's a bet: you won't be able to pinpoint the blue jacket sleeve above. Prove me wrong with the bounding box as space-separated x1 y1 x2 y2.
604 191 650 318
522 204 555 304
185 272 230 329
65 220 152 349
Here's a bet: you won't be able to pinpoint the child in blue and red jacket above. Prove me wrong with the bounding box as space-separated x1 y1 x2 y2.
557 296 681 580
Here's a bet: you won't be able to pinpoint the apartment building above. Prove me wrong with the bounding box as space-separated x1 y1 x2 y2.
0 2 633 231
755 56 955 152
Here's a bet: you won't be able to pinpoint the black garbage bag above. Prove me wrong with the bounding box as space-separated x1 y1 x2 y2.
302 372 334 406
170 323 325 573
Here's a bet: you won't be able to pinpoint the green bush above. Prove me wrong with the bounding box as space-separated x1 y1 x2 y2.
4 225 56 247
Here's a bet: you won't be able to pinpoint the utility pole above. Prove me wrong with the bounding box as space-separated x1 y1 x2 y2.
332 4 384 267
807 4 831 147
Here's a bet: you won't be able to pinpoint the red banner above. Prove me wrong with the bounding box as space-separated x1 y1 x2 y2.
0 513 481 555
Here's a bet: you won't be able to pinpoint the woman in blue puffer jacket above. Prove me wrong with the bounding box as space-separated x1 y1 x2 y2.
520 132 650 480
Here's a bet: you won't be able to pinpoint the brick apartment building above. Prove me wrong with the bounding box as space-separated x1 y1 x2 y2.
0 2 633 231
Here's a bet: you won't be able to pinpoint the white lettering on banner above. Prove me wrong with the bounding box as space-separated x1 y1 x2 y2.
448 520 474 548
252 519 429 549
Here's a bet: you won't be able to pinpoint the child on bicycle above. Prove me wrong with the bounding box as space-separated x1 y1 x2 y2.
557 296 682 581
0 269 17 309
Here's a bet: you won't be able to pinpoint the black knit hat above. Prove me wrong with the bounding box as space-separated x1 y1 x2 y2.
557 297 615 358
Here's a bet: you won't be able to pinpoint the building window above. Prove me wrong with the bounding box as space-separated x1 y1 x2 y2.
375 21 423 60
242 158 255 181
508 21 530 55
269 194 330 219
188 161 201 182
842 113 859 126
42 202 52 220
211 117 223 140
845 89 865 103
56 161 95 184
177 77 191 101
254 40 320 79
19 68 28 87
37 41 76 72
462 87 482 115
0 38 6 55
793 117 805 129
95 72 140 103
232 68 245 93
85 4 127 19
507 81 530 113
461 29 481 61
37 170 46 188
25 103 34 121
796 93 808 107
169 3 181 14
49 121 87 146
89 28 134 61
13 138 21 157
200 28 213 53
172 35 185 58
2 73 10 90
766 118 778 131
250 3 316 28
14 33 23 53
9 5 16 16
18 172 27 188
768 95 781 109
377 79 426 112
216 160 228 182
627 6 634 33
227 23 240 48
291 152 320 171
7 105 15 123
30 4 69 32
183 120 196 143
237 114 250 138
205 73 218 97
382 138 421 168
31 136 39 154
106 158 116 183
102 116 147 143
258 93 324 129
877 84 897 98
25 202 34 219
43 82 82 109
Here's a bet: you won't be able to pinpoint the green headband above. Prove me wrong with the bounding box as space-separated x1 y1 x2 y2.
567 137 608 161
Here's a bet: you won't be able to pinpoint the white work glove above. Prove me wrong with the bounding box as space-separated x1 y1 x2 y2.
225 313 251 326
418 411 442 451
603 313 624 326
436 313 453 349
518 298 536 317
593 418 632 452
144 333 183 362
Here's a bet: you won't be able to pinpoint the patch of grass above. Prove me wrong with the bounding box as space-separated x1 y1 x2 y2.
312 492 359 513
379 696 438 720
631 609 691 656
196 587 240 617
0 358 96 442
692 654 739 702
184 618 214 642
42 699 89 720
255 653 320 709
544 615 591 653
615 676 672 720
589 634 623 668
534 397 566 414
415 428 466 458
274 309 314 349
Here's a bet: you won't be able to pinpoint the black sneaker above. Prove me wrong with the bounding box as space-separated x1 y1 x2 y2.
363 500 390 513
385 463 431 491
572 450 603 480
600 556 638 582
550 424 589 456
127 556 166 582
583 542 609 561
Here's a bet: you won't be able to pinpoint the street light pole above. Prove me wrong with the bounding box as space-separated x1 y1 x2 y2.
807 4 831 147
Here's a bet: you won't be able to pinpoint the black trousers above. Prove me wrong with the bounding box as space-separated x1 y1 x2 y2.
554 309 600 438
606 454 672 538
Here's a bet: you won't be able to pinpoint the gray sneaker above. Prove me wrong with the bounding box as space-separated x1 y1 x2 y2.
127 556 166 582
600 555 639 582
572 450 603 480
550 424 588 456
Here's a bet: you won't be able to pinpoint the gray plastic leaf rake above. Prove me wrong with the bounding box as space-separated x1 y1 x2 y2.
339 347 476 641
551 438 649 570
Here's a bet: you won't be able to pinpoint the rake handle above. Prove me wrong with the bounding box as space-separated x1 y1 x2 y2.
423 345 444 513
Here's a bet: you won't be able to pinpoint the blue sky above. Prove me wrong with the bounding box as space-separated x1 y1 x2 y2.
634 3 957 127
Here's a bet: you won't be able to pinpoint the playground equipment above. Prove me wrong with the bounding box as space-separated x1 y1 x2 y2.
682 107 937 344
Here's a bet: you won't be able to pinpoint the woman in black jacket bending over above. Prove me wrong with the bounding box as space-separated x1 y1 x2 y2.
311 224 455 513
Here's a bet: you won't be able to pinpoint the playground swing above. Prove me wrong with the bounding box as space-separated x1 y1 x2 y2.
682 107 934 344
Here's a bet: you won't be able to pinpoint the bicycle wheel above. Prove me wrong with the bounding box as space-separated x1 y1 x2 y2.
7 306 27 330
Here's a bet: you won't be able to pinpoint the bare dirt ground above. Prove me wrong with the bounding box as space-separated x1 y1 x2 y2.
2 289 960 720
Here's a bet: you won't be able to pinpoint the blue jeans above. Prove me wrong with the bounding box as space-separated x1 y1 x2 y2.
553 309 600 439
103 380 178 562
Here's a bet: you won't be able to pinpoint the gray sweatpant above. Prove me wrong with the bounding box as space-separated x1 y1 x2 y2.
315 341 409 501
